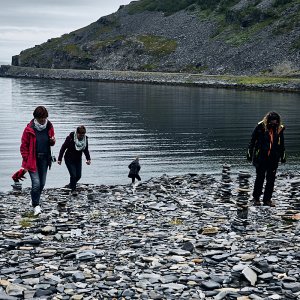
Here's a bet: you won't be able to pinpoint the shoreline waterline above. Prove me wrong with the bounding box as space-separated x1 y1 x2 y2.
1 65 300 93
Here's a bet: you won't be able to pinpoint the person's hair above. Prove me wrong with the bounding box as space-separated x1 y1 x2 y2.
33 106 48 118
263 111 281 127
76 125 86 134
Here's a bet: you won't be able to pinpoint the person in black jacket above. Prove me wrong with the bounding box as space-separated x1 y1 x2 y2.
247 112 286 207
128 157 141 186
58 126 91 195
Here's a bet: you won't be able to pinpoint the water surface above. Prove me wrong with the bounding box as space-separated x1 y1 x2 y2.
0 77 299 192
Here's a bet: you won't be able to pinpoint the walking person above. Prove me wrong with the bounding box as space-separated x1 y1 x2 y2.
57 126 91 195
128 156 141 187
247 111 286 207
20 106 56 215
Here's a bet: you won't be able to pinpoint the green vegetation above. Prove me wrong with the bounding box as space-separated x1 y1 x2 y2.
140 63 158 71
273 0 294 7
170 217 183 225
224 19 273 46
127 0 299 17
63 44 82 56
127 0 244 15
62 44 91 59
89 36 125 51
128 0 299 46
128 0 196 15
21 211 36 218
90 22 118 39
273 12 300 35
183 64 208 73
292 38 300 50
19 211 38 228
19 35 70 66
138 35 177 56
222 75 291 85
211 0 299 45
19 218 33 228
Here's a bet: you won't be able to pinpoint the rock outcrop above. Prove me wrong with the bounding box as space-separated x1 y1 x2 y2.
11 0 300 75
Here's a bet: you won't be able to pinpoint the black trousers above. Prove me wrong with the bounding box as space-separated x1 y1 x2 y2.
65 159 82 191
131 174 141 184
253 163 277 203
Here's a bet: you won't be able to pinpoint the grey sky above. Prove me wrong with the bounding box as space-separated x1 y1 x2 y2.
0 0 132 63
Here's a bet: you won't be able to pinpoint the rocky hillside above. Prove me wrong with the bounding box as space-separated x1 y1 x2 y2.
12 0 300 75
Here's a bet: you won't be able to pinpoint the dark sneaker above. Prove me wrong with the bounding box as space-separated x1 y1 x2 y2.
71 191 78 197
263 201 275 207
253 199 261 206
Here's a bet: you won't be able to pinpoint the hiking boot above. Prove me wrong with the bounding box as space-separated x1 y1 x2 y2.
71 191 78 197
34 205 42 216
263 201 275 207
253 199 261 206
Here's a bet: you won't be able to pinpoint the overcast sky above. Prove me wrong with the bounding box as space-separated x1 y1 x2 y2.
0 0 132 63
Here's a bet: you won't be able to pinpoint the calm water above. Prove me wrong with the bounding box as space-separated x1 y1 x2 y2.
0 77 299 192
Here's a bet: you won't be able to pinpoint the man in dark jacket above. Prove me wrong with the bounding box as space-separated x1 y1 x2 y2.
247 112 286 207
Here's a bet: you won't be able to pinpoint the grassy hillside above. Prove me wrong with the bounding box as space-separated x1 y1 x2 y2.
13 0 300 75
128 0 299 28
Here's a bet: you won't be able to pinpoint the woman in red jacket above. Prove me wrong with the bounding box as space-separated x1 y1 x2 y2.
20 106 56 215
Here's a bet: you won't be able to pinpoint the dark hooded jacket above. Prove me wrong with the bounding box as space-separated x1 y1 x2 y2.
248 121 285 168
128 159 141 178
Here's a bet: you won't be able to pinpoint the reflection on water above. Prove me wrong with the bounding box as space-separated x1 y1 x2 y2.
0 77 299 191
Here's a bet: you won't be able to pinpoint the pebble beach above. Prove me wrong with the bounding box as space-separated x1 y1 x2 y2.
1 171 300 300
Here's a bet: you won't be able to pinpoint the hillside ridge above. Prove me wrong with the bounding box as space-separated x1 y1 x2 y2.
12 0 300 75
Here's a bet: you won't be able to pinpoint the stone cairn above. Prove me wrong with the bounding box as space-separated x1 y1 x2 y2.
231 170 251 230
290 179 300 211
215 164 232 202
11 182 22 191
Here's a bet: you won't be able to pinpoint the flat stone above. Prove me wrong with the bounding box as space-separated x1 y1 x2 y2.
242 266 257 286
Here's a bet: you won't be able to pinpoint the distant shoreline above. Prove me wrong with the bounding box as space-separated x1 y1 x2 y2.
1 65 300 93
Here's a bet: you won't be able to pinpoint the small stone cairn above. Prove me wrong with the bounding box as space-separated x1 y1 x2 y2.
215 164 232 202
11 182 22 191
231 170 251 230
290 179 300 211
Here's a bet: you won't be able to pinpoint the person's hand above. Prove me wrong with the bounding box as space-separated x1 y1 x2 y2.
50 136 56 144
57 161 62 165
246 150 252 162
86 160 91 165
281 152 286 164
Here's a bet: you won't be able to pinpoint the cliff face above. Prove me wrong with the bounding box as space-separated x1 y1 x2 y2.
12 0 300 75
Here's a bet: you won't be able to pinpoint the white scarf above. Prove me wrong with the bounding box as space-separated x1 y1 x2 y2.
74 131 86 151
34 118 48 131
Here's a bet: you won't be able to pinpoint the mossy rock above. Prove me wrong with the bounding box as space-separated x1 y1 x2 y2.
138 35 177 56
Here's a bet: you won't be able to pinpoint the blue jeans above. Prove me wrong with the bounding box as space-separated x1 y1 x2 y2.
65 159 82 191
29 154 48 207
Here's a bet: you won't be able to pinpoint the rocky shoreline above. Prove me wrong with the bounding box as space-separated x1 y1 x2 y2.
1 65 300 93
1 172 300 299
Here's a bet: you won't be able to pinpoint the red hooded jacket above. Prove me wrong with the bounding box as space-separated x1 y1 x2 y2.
20 120 55 172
